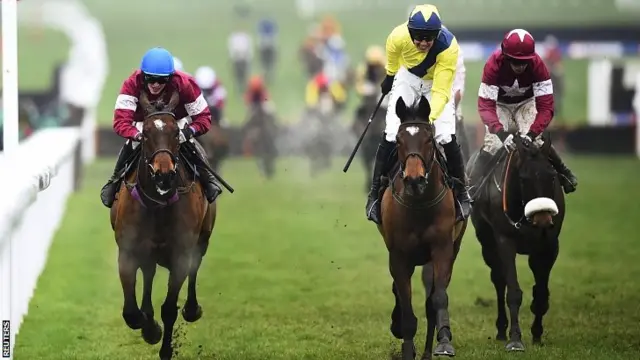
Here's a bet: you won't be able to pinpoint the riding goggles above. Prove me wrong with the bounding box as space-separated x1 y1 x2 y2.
409 29 439 42
143 73 172 84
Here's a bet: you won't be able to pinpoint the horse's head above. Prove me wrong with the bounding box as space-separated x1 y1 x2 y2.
139 90 181 194
513 133 558 227
395 96 436 196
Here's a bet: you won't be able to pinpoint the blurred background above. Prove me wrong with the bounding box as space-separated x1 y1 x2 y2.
2 1 640 359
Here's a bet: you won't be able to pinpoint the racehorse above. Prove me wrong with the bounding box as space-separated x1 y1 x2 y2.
110 90 216 360
352 95 386 191
468 133 565 352
241 103 278 178
199 121 229 173
378 96 467 360
304 91 336 175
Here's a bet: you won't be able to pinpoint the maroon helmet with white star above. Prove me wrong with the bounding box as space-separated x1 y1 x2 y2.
501 29 536 60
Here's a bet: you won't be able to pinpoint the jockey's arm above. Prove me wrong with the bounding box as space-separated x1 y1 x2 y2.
529 60 554 135
477 60 503 134
183 77 212 136
113 77 141 140
429 44 458 122
384 30 401 77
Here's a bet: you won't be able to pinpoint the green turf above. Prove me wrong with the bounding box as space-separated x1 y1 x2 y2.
12 155 640 360
10 0 600 128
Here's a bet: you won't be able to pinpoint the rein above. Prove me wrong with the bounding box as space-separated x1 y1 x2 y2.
500 151 525 229
124 110 196 208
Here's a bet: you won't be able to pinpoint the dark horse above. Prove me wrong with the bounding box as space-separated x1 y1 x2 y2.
378 96 467 360
468 133 565 352
199 120 229 174
110 91 216 360
241 103 278 178
352 95 386 192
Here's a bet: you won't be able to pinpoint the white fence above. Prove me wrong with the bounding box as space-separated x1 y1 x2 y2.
0 127 82 359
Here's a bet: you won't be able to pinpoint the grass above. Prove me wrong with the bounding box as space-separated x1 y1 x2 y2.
10 0 607 128
12 155 640 359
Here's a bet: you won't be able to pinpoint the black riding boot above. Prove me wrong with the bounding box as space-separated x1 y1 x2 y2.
186 142 222 203
100 142 135 208
442 137 472 221
365 137 395 225
548 145 577 193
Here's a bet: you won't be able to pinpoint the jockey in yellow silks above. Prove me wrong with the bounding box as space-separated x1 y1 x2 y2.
365 4 472 224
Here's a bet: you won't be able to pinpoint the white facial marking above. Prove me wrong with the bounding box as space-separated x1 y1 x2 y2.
405 126 419 136
153 119 165 130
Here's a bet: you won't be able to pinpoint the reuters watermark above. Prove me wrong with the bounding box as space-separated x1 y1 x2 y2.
1 320 9 358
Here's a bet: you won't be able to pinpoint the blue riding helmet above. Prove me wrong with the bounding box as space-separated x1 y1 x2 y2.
140 47 175 77
407 5 442 32
258 19 277 35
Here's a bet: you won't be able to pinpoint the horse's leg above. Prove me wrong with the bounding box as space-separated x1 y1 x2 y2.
430 244 456 357
389 252 417 360
140 262 162 345
420 264 436 360
182 231 211 323
478 227 508 341
528 242 559 345
159 253 191 360
497 236 525 352
118 250 145 330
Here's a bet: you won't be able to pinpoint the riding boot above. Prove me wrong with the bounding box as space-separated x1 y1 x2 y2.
365 137 395 225
442 137 472 221
548 145 578 193
186 142 223 203
100 142 135 208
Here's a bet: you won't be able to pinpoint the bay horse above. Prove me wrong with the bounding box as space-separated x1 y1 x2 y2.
242 103 278 178
378 96 467 360
110 90 216 360
199 120 229 173
467 133 565 352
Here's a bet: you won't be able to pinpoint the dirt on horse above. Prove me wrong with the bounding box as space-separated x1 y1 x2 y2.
377 96 467 360
468 133 565 352
109 90 216 360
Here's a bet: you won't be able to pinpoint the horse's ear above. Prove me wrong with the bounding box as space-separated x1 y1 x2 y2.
416 96 431 121
139 91 151 113
166 91 180 111
395 97 408 123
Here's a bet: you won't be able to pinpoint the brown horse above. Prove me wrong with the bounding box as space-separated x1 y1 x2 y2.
241 103 278 178
468 133 565 352
199 121 229 173
110 90 216 360
378 96 467 360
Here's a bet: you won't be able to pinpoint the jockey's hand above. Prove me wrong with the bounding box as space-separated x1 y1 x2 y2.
520 133 534 147
380 75 394 95
179 127 194 143
497 130 516 152
133 132 143 142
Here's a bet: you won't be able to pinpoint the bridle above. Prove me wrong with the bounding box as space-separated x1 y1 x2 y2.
141 111 180 174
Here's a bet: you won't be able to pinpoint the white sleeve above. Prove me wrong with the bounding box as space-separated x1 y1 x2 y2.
453 49 466 95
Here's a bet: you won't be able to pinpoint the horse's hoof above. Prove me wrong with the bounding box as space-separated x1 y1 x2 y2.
159 347 173 360
142 320 162 345
495 332 507 341
532 338 543 346
122 311 145 330
505 340 525 352
181 304 203 323
433 342 456 357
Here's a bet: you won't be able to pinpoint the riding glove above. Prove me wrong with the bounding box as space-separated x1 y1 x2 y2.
380 75 394 95
497 130 516 151
133 132 143 142
179 127 194 143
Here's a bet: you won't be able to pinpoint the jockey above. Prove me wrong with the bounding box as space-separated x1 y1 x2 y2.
355 45 387 99
244 74 270 109
305 72 347 113
194 66 227 125
365 4 472 224
99 47 222 208
474 29 578 193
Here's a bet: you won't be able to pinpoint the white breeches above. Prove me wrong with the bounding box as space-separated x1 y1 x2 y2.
482 99 544 155
384 67 456 144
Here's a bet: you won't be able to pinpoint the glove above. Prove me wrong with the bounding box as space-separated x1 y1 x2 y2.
133 132 142 142
380 75 394 95
497 130 515 152
179 127 194 143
